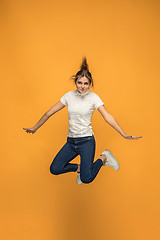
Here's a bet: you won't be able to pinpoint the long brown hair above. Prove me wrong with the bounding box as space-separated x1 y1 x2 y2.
70 57 94 88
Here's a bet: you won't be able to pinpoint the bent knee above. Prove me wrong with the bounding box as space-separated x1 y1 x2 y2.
80 175 93 184
50 164 61 175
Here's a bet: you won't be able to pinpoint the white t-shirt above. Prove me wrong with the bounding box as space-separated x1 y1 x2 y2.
60 89 104 137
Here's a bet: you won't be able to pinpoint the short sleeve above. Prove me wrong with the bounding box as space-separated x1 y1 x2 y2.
60 92 69 106
94 94 104 109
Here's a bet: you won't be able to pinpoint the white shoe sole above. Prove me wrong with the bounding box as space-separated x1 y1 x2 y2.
76 173 83 185
101 149 119 171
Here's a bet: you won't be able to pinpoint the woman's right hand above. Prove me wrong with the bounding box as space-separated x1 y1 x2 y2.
23 128 37 134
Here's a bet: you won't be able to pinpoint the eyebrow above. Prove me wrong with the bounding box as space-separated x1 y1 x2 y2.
77 81 89 84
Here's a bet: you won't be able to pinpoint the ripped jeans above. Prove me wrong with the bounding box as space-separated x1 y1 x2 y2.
50 135 103 184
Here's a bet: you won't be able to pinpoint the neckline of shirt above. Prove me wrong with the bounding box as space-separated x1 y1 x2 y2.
75 89 90 96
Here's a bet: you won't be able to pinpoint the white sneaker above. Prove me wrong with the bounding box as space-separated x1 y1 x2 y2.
76 172 83 185
101 149 119 171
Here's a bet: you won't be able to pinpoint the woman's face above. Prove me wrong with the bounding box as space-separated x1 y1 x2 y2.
75 76 90 94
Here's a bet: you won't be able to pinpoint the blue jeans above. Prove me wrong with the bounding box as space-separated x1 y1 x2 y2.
50 135 103 184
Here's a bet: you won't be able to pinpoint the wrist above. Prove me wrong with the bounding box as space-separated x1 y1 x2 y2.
122 133 126 138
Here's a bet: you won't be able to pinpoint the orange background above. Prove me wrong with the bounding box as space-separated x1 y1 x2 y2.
0 0 160 239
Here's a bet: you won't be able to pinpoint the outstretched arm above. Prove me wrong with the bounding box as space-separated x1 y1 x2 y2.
46 100 65 117
97 105 142 140
23 101 65 134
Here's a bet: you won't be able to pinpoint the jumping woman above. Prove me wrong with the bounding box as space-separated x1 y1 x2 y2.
23 57 142 184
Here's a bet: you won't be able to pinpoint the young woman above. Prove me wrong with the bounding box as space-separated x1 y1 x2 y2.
23 57 142 185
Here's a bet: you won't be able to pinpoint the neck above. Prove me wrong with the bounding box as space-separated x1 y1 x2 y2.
76 89 90 96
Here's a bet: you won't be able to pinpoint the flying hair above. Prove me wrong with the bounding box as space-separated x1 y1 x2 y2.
80 56 89 71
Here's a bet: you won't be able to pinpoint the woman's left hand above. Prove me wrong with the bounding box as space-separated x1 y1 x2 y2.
123 134 142 140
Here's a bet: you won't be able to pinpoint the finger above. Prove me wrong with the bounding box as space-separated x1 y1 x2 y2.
132 136 142 139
